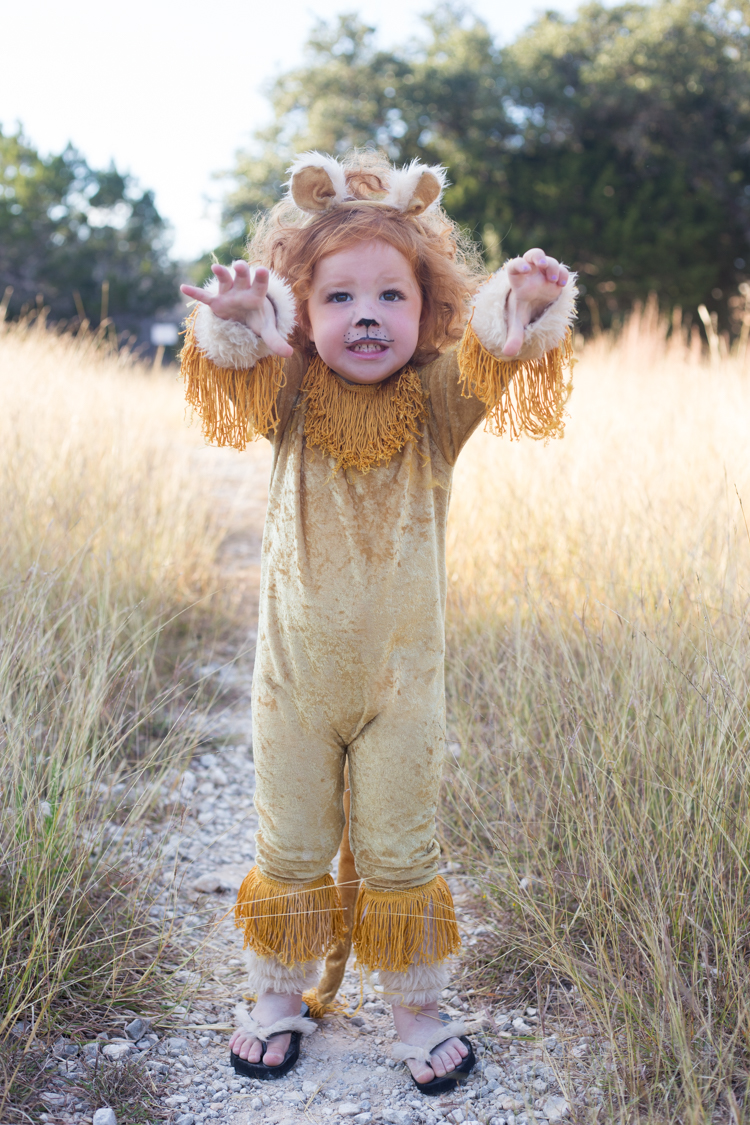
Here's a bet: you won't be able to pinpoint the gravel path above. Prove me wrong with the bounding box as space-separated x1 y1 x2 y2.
33 443 605 1125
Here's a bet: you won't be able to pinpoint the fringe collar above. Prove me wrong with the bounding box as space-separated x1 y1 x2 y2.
301 355 427 473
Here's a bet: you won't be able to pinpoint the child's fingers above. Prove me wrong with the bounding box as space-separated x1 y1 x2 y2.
211 263 235 295
523 247 548 269
260 324 294 358
502 322 525 357
249 267 270 300
502 299 527 357
539 254 563 283
507 256 532 276
180 283 211 304
233 261 253 289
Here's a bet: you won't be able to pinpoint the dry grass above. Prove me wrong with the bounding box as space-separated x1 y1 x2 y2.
443 301 750 1122
4 298 750 1122
0 316 224 1114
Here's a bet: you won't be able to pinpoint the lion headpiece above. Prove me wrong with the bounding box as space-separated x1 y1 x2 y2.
286 152 448 218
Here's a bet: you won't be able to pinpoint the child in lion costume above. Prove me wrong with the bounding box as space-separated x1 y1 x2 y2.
179 150 576 1095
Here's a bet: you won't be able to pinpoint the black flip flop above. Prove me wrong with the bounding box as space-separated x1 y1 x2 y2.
229 1002 311 1081
410 1034 476 1096
401 1014 476 1096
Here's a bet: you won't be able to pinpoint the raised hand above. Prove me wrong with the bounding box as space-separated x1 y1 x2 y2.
503 249 570 357
180 262 294 358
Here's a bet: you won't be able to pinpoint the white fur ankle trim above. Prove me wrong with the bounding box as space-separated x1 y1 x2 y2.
379 962 451 1007
471 266 577 361
192 264 296 369
234 1002 317 1042
245 951 319 996
391 1019 467 1063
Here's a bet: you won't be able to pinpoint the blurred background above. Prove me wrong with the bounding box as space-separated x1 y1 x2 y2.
3 0 748 348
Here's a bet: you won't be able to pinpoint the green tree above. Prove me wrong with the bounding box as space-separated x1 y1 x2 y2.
0 127 178 329
221 9 510 261
219 1 750 331
501 0 750 327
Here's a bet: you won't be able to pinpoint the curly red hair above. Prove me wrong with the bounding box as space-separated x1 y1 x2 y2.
247 152 486 367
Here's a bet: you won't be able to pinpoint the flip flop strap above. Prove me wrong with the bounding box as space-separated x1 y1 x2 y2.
391 1020 468 1063
234 1003 317 1042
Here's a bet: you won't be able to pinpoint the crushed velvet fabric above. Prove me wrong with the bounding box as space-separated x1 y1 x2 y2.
250 343 487 895
183 319 572 972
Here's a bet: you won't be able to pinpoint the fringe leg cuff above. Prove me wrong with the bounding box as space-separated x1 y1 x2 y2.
234 866 345 967
352 876 461 972
245 950 320 996
378 961 451 1006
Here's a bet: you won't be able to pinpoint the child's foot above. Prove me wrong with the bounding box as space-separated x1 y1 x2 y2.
229 991 302 1066
392 1002 469 1084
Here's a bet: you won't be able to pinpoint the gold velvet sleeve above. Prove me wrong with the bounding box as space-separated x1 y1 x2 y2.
179 308 305 450
421 323 575 464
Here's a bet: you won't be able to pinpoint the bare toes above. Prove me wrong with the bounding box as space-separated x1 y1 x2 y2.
263 1041 288 1066
408 1060 435 1084
445 1045 462 1068
431 1053 448 1077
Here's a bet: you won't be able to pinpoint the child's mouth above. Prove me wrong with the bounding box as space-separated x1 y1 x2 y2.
347 341 388 354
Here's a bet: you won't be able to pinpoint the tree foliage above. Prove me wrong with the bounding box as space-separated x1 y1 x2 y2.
222 0 750 330
0 127 177 328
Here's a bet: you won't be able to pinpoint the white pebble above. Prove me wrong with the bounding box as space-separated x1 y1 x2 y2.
543 1096 570 1122
93 1110 117 1125
102 1043 132 1061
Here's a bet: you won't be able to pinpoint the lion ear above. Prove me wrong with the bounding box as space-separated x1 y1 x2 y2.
386 161 448 216
404 170 444 215
287 152 348 213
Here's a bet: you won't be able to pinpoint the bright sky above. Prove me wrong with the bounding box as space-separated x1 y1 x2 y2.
0 0 584 261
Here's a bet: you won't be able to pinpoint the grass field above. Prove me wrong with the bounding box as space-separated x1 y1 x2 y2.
1 303 748 1122
0 315 222 1117
443 302 750 1122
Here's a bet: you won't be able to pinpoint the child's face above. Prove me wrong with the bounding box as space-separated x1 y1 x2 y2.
306 240 422 383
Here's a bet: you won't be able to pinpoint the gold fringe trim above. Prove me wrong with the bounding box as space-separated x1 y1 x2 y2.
301 355 426 473
351 876 461 972
179 308 286 450
458 323 575 441
234 867 346 968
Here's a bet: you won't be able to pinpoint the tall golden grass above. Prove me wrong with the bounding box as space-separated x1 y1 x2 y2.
3 300 749 1121
0 316 221 1088
443 301 750 1122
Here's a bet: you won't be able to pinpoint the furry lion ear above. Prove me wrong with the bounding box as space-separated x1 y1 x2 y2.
287 152 348 213
386 161 448 216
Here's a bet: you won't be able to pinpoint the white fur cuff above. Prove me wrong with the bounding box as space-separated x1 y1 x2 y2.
391 1019 467 1063
234 1002 317 1042
193 264 296 369
245 950 320 996
378 962 451 1007
471 265 577 362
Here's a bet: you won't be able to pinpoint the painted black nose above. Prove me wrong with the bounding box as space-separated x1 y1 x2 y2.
356 318 378 328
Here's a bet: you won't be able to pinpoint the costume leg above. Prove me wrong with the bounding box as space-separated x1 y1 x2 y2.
234 671 348 978
343 694 472 1087
346 688 460 1003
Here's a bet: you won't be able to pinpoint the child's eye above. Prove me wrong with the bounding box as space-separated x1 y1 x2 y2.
327 291 352 303
381 290 406 302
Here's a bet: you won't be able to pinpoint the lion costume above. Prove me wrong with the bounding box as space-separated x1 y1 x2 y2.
180 153 577 1022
